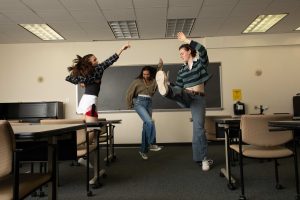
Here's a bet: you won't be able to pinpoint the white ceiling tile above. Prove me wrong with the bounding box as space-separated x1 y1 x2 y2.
60 0 100 11
168 6 200 19
79 22 110 31
169 0 203 7
2 10 43 23
199 5 234 19
133 0 168 8
135 8 167 20
138 19 166 38
0 0 29 11
238 0 272 6
49 22 83 32
191 18 224 37
230 4 268 17
35 10 74 22
219 17 254 36
96 0 133 9
264 0 300 13
85 30 115 41
22 0 65 10
102 9 136 21
203 0 239 6
70 10 106 23
0 13 13 24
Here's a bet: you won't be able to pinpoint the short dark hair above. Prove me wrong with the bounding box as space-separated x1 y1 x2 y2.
179 44 196 57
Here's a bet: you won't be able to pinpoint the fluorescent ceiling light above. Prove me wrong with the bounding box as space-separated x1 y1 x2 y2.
243 14 288 33
295 27 300 31
166 18 195 38
108 21 139 39
19 24 64 40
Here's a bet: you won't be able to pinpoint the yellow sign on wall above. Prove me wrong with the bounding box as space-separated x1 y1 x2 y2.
232 89 242 101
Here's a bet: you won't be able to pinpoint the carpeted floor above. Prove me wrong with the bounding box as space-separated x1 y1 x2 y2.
25 143 297 200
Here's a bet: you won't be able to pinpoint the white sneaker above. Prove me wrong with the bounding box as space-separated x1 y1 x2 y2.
202 159 213 171
89 176 98 185
155 70 169 96
78 157 93 169
139 151 148 160
149 144 162 152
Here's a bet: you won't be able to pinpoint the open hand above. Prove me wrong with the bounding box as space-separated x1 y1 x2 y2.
177 32 187 42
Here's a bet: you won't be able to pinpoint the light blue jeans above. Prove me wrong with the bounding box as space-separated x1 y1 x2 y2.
134 96 156 153
166 86 207 162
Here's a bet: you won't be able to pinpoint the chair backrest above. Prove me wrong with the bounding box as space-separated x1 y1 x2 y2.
0 120 15 178
40 119 89 145
240 114 293 147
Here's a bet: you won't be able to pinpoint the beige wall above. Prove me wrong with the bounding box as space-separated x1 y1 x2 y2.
1 33 300 144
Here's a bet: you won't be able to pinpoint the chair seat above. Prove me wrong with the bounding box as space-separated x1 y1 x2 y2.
230 144 293 158
77 144 97 157
0 173 51 200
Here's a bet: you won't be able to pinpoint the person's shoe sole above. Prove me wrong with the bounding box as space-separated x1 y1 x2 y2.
156 71 168 96
149 147 162 152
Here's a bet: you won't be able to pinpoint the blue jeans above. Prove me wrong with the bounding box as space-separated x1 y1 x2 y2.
134 96 156 153
166 86 207 161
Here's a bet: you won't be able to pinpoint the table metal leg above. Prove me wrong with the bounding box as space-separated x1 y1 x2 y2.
220 126 236 190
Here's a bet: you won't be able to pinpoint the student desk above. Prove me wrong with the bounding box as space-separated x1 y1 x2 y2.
86 119 121 164
269 120 300 200
215 118 240 190
13 123 85 200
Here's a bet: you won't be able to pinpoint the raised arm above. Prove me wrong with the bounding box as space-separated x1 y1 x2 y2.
94 42 131 74
117 42 131 56
177 32 209 68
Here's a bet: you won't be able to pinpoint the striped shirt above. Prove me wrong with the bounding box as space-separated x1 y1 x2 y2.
175 40 211 88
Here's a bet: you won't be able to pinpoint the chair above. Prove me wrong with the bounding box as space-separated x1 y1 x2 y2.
0 120 51 200
40 119 102 196
85 116 115 166
229 114 293 200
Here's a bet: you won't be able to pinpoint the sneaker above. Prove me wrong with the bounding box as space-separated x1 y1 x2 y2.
139 151 148 160
202 159 213 171
149 144 162 152
89 176 98 185
155 70 169 96
78 157 93 169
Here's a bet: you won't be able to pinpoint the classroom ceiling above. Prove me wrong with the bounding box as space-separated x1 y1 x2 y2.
0 0 300 44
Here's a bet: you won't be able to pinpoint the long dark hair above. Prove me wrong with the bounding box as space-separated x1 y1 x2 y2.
179 44 197 57
67 54 95 77
136 66 157 80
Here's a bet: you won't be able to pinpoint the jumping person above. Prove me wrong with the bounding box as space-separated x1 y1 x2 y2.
66 43 130 116
155 32 213 171
126 63 163 160
65 43 130 183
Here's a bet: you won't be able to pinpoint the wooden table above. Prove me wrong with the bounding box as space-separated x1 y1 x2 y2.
13 123 85 200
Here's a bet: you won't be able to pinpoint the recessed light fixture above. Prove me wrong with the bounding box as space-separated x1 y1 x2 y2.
108 21 139 39
243 14 288 33
19 24 64 40
166 18 195 38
